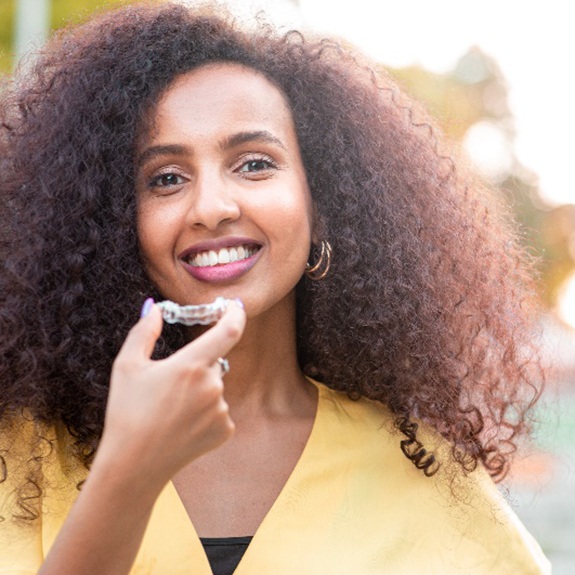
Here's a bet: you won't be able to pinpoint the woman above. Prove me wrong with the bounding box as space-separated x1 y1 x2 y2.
0 2 549 573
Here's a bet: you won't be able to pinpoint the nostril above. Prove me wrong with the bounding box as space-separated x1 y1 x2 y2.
185 195 241 230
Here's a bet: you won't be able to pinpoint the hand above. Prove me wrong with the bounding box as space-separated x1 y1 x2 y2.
96 299 246 488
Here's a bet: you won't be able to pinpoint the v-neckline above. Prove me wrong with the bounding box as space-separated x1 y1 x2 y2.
163 378 325 574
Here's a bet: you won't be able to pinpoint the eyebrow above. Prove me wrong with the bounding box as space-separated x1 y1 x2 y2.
220 130 287 151
137 130 287 168
136 144 188 168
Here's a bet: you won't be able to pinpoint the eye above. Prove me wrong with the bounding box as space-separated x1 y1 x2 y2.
235 154 278 178
149 173 186 188
239 159 273 172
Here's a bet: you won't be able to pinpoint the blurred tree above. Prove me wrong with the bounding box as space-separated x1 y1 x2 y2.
0 0 145 73
0 1 14 72
51 0 146 27
387 48 575 308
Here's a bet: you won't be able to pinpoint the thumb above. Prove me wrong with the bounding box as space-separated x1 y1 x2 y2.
117 298 164 361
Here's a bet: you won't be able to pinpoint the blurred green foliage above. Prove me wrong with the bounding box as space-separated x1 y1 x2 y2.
0 0 139 72
51 0 146 26
0 1 14 72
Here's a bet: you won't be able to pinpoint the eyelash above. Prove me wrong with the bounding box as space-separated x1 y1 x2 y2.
148 172 186 189
235 154 278 177
145 154 279 191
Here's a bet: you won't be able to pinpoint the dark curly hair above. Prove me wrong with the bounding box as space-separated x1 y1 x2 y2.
0 1 542 518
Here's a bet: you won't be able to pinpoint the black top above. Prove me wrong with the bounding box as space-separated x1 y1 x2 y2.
200 536 253 575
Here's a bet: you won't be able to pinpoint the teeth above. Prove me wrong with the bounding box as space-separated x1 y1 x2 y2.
189 245 256 267
218 248 230 264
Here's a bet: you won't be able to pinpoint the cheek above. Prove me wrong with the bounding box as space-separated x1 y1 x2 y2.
136 207 154 262
136 203 173 268
267 186 313 257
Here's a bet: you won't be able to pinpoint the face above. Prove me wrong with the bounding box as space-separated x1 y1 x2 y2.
136 63 313 320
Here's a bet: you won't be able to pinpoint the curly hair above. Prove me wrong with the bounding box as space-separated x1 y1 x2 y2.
0 1 542 516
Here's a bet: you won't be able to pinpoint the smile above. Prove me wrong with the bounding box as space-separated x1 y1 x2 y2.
187 245 260 267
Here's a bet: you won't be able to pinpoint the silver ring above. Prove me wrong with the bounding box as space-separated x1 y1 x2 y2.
217 357 230 376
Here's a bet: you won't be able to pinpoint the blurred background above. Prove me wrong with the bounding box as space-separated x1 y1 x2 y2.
1 0 574 571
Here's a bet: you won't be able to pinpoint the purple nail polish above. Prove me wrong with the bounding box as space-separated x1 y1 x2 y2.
234 298 245 310
140 297 154 318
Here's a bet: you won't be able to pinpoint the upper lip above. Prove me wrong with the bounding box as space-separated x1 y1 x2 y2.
178 237 263 260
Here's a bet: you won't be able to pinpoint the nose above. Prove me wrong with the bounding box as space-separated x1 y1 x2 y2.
185 170 240 230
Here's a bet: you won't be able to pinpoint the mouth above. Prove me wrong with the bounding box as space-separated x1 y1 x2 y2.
186 244 261 268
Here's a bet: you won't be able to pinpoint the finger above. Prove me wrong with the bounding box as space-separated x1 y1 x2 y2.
171 300 246 368
116 301 164 362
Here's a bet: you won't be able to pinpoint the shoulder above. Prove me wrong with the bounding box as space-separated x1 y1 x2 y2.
310 379 551 574
0 415 84 489
0 415 85 572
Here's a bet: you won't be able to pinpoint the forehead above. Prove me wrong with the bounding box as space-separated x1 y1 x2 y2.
144 63 295 141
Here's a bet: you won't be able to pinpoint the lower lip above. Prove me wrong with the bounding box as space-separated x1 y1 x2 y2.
181 250 261 283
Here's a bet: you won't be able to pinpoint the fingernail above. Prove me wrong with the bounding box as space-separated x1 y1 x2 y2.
140 297 154 318
233 298 244 310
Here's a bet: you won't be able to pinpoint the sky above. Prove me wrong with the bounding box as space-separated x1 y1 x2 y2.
224 0 574 208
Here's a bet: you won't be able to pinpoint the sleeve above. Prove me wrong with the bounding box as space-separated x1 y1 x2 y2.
0 519 44 575
417 423 552 575
1 417 88 574
0 419 46 574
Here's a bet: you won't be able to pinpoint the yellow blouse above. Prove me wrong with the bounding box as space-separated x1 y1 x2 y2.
0 380 550 574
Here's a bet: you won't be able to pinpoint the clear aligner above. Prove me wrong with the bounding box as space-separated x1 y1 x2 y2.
157 297 228 326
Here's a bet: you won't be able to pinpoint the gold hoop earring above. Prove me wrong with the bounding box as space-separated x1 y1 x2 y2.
305 240 332 280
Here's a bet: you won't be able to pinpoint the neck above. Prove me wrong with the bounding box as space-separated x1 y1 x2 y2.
213 294 315 421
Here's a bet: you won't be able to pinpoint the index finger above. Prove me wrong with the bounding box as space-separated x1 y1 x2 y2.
116 301 164 363
170 299 246 368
